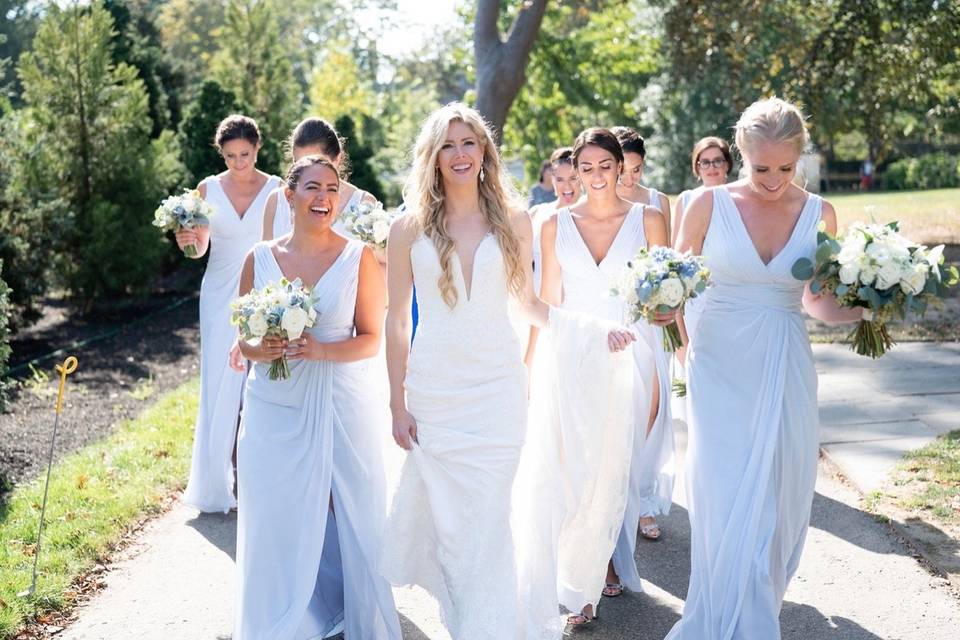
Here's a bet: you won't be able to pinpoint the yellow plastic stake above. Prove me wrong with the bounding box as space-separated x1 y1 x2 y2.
55 356 78 415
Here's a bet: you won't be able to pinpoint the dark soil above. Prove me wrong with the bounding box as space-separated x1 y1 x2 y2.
0 292 201 497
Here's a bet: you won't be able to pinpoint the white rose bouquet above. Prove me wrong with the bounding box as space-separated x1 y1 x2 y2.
230 278 319 380
338 201 397 251
152 189 215 257
611 246 711 351
792 221 958 358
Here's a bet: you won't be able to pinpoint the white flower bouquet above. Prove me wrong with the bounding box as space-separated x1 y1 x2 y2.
611 246 711 351
338 201 397 251
152 189 215 257
792 221 958 358
230 278 319 380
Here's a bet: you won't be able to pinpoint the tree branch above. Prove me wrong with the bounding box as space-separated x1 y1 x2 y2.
475 0 502 57
504 0 549 59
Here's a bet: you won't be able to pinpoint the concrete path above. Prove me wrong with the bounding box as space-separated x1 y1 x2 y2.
814 342 960 493
58 342 960 639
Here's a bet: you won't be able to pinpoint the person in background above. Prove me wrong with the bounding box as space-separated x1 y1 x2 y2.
528 158 557 207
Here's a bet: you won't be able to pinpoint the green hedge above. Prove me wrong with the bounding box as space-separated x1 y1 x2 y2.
884 153 960 190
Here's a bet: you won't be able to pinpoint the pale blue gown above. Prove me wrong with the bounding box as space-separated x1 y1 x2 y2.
666 187 822 640
235 240 400 640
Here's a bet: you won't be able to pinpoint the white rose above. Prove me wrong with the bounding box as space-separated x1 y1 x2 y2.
281 306 309 339
838 262 860 285
900 264 927 295
657 277 685 308
874 261 903 290
372 219 390 245
858 257 877 286
247 312 268 338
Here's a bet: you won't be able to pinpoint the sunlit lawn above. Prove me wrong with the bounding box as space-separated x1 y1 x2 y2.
826 188 960 245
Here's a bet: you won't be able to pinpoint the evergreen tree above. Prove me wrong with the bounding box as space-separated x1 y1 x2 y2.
212 0 302 174
104 0 187 137
179 79 245 184
335 115 385 203
13 1 182 305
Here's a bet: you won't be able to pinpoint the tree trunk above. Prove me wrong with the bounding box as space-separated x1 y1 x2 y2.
474 0 548 144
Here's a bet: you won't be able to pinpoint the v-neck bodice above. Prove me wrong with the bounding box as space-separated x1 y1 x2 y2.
202 174 280 276
702 186 821 314
555 204 646 321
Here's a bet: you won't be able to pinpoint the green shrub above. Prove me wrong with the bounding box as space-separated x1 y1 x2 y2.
884 153 958 190
0 259 11 411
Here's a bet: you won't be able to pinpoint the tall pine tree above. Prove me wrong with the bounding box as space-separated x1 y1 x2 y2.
14 1 182 304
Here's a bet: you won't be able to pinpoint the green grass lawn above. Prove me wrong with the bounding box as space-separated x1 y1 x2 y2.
823 188 960 245
0 379 197 638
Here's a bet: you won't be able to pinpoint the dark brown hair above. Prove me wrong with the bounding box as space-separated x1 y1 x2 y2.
609 125 645 159
537 158 552 182
572 128 624 168
285 155 340 191
549 146 574 168
691 136 733 176
214 114 260 151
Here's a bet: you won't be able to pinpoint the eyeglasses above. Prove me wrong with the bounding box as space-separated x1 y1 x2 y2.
697 158 727 169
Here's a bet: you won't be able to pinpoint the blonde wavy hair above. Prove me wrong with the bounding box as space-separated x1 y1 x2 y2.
404 102 525 308
734 96 809 156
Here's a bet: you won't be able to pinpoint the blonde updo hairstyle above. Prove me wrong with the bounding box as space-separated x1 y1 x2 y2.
404 102 525 309
734 97 809 161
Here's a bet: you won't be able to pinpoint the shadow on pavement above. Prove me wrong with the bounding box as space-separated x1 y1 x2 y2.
782 602 885 639
635 502 692 602
187 511 237 562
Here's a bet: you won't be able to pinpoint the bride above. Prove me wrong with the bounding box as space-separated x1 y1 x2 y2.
379 103 634 639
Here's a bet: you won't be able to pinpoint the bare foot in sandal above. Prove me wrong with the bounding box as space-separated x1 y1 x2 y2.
639 515 662 540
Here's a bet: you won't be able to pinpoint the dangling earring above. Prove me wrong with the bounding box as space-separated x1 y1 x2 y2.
480 165 486 183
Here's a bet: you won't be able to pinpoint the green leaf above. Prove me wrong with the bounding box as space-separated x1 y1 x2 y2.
791 257 815 280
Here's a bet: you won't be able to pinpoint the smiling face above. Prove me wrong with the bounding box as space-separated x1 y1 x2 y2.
696 147 729 186
576 145 621 198
287 163 341 230
220 139 259 174
436 120 484 186
618 151 644 190
743 140 800 201
552 162 581 205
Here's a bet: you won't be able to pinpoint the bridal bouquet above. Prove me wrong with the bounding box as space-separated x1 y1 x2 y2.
338 201 397 251
230 278 319 380
792 221 958 358
152 189 215 257
611 246 711 351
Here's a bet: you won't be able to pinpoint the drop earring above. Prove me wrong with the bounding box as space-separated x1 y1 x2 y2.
480 166 486 183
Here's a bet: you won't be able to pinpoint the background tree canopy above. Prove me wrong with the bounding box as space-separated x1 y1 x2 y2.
0 0 956 326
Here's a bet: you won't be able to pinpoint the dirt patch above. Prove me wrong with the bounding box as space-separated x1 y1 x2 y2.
1 293 201 495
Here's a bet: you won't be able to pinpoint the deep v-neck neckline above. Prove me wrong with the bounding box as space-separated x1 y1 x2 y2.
723 188 810 268
450 232 493 302
567 205 635 268
219 175 272 222
268 242 349 291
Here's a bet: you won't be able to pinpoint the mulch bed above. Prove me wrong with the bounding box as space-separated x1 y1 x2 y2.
1 292 201 497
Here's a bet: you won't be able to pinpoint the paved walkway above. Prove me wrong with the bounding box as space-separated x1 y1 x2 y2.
58 342 960 639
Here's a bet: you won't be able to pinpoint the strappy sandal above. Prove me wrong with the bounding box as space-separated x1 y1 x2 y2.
639 518 662 541
566 604 598 628
601 582 623 598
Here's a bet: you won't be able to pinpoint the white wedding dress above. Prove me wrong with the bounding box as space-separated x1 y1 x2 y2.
380 232 529 639
514 204 655 636
183 173 280 513
235 240 400 640
666 187 822 639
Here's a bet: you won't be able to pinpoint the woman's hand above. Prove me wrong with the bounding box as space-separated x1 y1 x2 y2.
676 344 688 366
391 406 418 450
252 335 287 363
607 328 636 353
651 309 678 327
284 334 326 361
228 341 246 372
174 228 199 251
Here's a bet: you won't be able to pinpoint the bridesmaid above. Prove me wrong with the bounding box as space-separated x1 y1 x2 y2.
234 155 400 639
261 117 379 242
609 125 675 543
673 138 733 414
611 126 672 237
668 97 862 639
535 127 667 626
178 114 281 513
